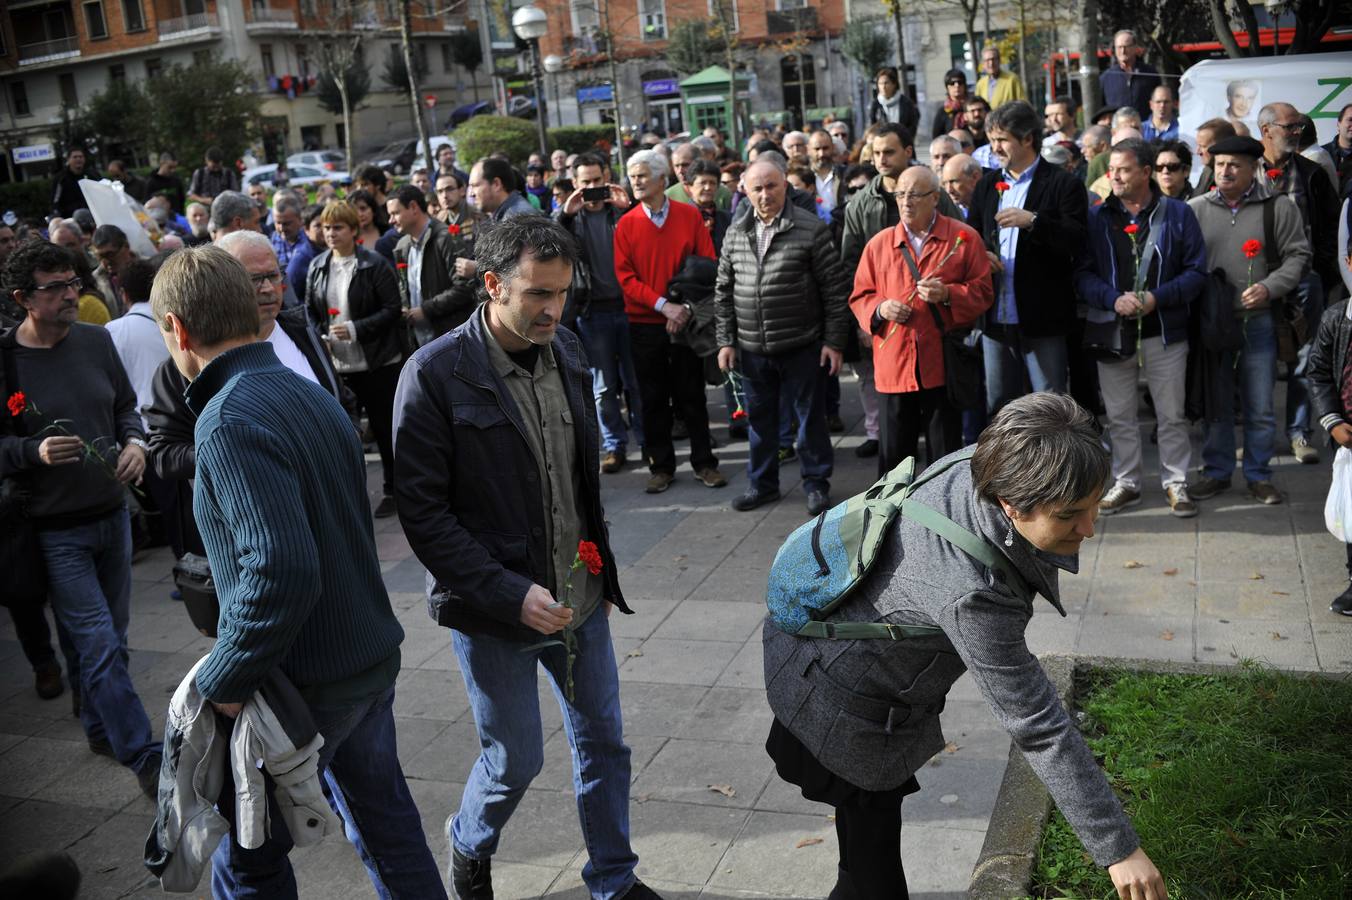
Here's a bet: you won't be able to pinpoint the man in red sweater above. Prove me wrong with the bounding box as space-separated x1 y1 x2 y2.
614 150 727 494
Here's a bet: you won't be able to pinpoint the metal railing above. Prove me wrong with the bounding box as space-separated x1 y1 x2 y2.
158 12 220 37
17 35 80 62
247 7 297 25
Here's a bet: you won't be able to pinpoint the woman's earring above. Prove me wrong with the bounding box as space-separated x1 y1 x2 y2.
1004 521 1015 547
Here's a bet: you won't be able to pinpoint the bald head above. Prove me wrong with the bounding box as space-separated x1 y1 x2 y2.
941 154 981 208
1111 126 1143 144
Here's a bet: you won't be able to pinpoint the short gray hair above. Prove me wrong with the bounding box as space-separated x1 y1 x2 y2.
210 191 255 231
214 229 276 261
930 135 962 156
1111 107 1142 129
1112 28 1138 46
971 393 1109 515
1256 102 1294 130
150 245 261 346
627 149 669 182
690 135 718 157
784 130 808 145
946 154 981 178
1109 137 1153 170
1082 125 1111 149
748 151 787 175
273 191 303 216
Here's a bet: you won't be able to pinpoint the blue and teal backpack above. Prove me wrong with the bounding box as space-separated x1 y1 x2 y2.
766 447 1027 640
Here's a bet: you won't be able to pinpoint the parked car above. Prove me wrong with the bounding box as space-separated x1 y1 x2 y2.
286 149 347 172
242 163 351 189
449 100 493 127
506 95 538 119
363 135 454 175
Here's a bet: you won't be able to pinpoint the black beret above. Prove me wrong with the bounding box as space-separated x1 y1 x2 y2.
1208 135 1265 159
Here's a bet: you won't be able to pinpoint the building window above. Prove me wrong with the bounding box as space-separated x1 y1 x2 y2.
109 63 126 81
569 0 599 35
416 42 428 72
780 53 816 113
122 0 145 31
441 42 453 72
776 0 806 8
296 45 310 79
639 0 665 41
707 0 738 32
10 82 31 117
145 57 162 78
300 0 316 16
84 1 109 39
60 73 79 107
261 44 276 79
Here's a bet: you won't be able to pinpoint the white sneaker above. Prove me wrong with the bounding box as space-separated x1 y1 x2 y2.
1098 484 1142 515
1291 435 1320 465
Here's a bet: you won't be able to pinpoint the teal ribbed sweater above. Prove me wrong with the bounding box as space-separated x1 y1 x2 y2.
186 342 403 703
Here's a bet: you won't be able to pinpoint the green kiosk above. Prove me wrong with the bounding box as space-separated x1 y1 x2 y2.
680 66 751 138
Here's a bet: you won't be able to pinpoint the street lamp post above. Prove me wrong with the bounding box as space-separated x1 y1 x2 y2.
512 4 550 158
543 54 564 129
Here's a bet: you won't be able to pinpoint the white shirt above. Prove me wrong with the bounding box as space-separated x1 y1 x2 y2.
265 322 319 385
104 301 169 426
815 167 838 212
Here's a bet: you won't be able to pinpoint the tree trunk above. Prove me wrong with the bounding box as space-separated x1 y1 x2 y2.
469 67 480 102
889 1 908 94
1078 0 1100 123
964 10 978 81
399 0 434 178
981 0 990 58
712 0 739 152
1204 0 1246 59
600 0 627 171
1017 0 1029 102
1232 0 1261 57
340 80 354 170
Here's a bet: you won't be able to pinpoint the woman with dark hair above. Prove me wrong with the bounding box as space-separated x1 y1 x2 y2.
1153 140 1194 200
762 393 1168 899
930 68 970 139
869 66 919 135
306 201 404 518
346 188 386 256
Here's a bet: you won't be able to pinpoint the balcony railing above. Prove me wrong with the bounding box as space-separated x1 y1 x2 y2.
766 7 817 34
18 35 80 63
245 6 298 30
158 11 220 38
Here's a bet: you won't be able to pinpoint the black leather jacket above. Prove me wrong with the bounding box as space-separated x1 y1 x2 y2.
304 247 403 368
1309 299 1352 437
392 307 629 641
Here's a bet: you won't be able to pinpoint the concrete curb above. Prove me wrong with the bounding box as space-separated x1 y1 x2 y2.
966 655 1351 899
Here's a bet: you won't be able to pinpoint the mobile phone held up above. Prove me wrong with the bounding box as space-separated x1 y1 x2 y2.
582 186 608 202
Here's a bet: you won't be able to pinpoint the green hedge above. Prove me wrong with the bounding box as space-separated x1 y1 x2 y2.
546 125 615 156
0 178 54 222
451 116 539 168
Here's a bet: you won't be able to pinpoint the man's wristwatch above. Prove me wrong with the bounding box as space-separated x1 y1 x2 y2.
126 437 149 452
1026 211 1039 229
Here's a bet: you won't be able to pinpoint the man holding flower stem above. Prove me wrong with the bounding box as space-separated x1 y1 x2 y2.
393 216 660 900
1075 137 1208 518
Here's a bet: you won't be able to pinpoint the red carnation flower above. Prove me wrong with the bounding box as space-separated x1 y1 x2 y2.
396 262 409 270
577 540 604 576
732 408 747 421
1265 167 1282 180
994 181 1011 193
6 391 25 418
447 223 461 236
1242 239 1262 259
327 307 341 317
355 238 363 245
1123 223 1139 235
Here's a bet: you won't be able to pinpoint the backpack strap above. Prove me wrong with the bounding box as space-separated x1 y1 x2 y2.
900 498 1032 599
795 620 943 640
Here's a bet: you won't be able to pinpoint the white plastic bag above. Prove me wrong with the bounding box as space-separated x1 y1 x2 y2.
1327 446 1352 542
77 178 161 258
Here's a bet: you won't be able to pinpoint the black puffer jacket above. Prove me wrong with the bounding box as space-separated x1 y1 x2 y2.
714 204 850 355
305 247 403 369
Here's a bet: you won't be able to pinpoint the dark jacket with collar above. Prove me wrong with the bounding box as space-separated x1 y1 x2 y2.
51 166 88 219
1275 153 1341 293
714 203 851 355
762 451 1139 867
868 93 920 135
968 162 1089 338
394 216 478 338
305 246 404 368
392 307 629 641
492 191 540 221
1098 61 1160 119
840 171 965 277
1074 188 1207 346
1309 299 1352 436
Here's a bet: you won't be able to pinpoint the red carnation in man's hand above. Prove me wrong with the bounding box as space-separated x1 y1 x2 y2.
447 224 461 236
577 540 604 576
1265 168 1282 181
327 307 340 317
994 181 1011 193
732 408 747 421
1242 239 1262 259
6 391 25 417
1124 224 1139 235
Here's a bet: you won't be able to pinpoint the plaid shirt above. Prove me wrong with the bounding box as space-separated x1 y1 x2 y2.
269 229 302 270
754 211 781 262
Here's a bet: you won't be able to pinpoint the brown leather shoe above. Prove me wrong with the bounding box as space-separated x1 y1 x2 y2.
601 451 625 474
34 663 64 700
645 472 675 494
695 466 728 488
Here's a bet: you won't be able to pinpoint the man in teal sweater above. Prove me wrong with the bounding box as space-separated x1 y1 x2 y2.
150 245 444 899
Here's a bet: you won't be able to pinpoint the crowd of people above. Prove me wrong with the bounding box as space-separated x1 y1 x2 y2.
2 26 1352 896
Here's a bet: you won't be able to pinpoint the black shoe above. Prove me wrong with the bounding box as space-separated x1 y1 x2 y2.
826 414 845 433
450 847 493 900
88 737 115 759
732 489 781 511
854 439 878 459
1332 584 1352 617
35 663 64 700
137 752 162 800
729 422 748 440
1190 476 1231 500
806 490 831 516
622 881 664 900
374 495 397 518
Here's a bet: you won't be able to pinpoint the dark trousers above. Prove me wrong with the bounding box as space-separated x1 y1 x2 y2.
630 322 716 475
828 800 910 899
741 344 833 495
342 362 401 495
879 387 960 476
9 601 58 671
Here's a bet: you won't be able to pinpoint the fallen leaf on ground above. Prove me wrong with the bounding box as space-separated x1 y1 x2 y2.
1162 568 1179 576
795 837 824 848
1271 590 1289 596
634 793 652 804
708 784 736 798
1249 572 1265 580
1160 630 1175 641
625 649 644 658
1123 560 1144 569
1270 632 1288 641
944 742 960 753
825 814 836 822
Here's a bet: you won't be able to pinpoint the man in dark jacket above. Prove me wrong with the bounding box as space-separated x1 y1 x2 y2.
389 184 476 344
715 157 849 515
392 217 662 900
969 100 1089 414
1073 138 1207 518
50 147 90 220
1099 30 1160 120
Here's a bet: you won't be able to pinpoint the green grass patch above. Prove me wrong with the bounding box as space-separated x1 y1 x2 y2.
1029 664 1351 899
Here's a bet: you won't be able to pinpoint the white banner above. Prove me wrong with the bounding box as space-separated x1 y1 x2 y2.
78 179 161 259
1179 52 1352 149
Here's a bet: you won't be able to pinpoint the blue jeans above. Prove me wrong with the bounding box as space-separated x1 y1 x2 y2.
741 344 834 495
1285 273 1324 441
1203 311 1277 484
212 685 446 899
37 509 157 773
982 331 1069 415
576 310 644 454
451 609 637 898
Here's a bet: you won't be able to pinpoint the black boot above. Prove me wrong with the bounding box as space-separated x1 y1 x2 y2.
449 847 492 900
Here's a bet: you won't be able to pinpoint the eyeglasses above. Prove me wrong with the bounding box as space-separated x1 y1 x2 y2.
249 271 284 289
30 276 82 294
945 79 965 86
1268 121 1305 133
1155 162 1185 173
891 190 936 202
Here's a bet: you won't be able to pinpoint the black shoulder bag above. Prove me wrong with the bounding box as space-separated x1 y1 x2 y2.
0 343 49 609
897 239 983 410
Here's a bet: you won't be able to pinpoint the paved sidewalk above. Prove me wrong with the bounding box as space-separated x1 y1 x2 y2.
1 376 1346 899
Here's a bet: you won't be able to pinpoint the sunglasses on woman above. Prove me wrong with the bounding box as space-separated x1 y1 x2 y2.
1155 162 1185 173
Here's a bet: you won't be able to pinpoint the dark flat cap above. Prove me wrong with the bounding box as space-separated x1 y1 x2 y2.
1208 135 1265 158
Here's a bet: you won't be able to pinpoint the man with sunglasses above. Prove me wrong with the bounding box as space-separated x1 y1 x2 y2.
1259 102 1341 466
1 240 161 799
